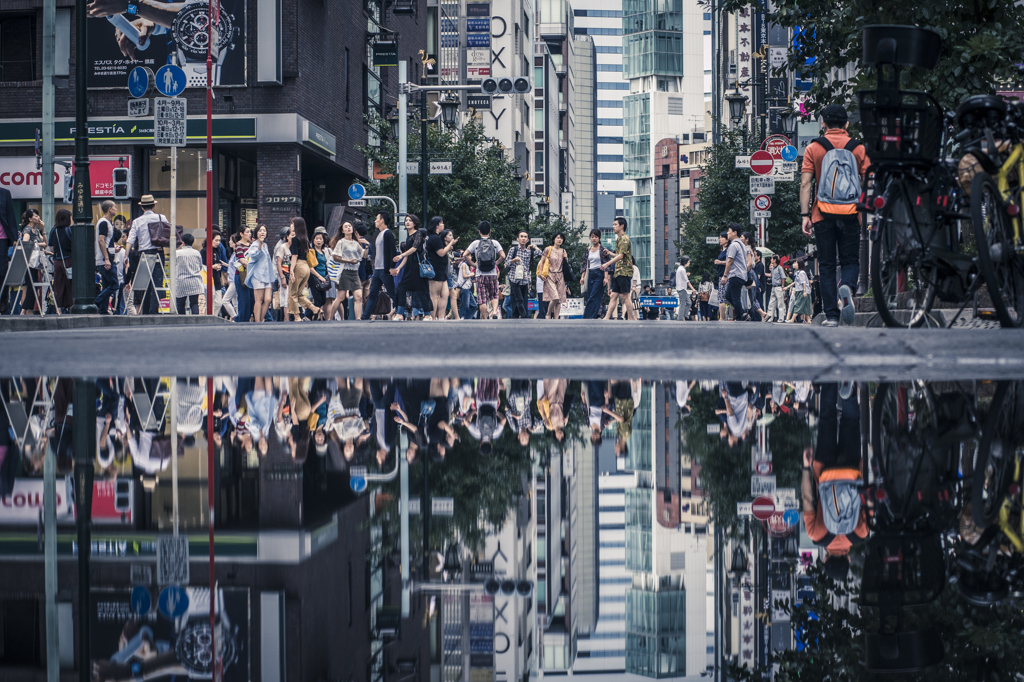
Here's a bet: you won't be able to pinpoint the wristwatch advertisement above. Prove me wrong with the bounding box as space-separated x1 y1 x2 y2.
171 1 237 87
85 0 246 89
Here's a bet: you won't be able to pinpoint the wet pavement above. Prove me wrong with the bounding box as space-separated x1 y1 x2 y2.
1 373 1023 681
4 322 1024 380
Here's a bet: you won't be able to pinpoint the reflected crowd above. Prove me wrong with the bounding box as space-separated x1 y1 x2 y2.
1 376 1023 680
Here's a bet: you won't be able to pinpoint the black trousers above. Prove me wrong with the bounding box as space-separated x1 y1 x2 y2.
510 282 530 318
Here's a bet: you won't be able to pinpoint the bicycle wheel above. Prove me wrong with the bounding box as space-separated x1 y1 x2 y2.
871 181 939 327
971 381 1012 527
971 172 1024 327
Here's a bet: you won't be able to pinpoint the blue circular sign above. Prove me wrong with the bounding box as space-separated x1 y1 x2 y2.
130 585 152 616
350 476 367 493
157 585 190 619
783 509 800 526
155 64 187 97
128 66 151 99
780 145 798 162
348 183 366 200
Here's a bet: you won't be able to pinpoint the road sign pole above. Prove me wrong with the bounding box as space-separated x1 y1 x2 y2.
399 61 408 221
73 378 96 682
169 146 177 310
205 0 217 673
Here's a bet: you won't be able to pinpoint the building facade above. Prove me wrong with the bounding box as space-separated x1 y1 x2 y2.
0 0 426 247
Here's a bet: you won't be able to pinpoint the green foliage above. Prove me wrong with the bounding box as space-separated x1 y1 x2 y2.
727 558 1024 681
358 116 534 251
678 126 807 279
719 0 1024 116
684 383 810 536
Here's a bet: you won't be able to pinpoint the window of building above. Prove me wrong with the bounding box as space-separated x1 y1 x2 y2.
535 109 545 131
364 66 381 117
598 82 630 90
597 136 624 144
597 100 623 109
574 27 622 36
680 168 690 177
680 189 690 198
596 45 623 54
0 14 36 82
574 9 622 17
596 64 623 72
536 151 544 171
598 173 625 180
597 118 624 126
598 155 624 162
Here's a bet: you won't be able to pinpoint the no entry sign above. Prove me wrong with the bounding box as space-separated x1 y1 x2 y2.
751 496 775 520
750 150 774 175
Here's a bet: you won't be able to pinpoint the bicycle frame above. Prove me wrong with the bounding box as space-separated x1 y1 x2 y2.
994 142 1024 246
997 454 1024 553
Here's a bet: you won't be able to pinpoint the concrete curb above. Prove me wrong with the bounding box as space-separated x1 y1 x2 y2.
0 314 231 332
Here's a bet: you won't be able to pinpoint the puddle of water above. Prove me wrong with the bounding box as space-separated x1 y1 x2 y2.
1 376 1022 680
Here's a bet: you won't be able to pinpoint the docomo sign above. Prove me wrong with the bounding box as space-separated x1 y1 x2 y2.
0 156 130 199
1 479 75 524
0 158 67 199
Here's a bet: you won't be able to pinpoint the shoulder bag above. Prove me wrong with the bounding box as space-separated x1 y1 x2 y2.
418 252 436 279
538 248 551 279
147 217 183 248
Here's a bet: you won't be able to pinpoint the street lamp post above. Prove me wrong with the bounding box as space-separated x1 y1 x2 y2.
70 0 97 314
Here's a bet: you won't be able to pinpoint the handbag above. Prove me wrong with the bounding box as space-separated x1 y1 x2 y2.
699 290 710 302
146 218 183 248
326 255 342 283
372 291 392 316
306 249 319 268
538 248 551 278
311 273 332 291
418 253 435 279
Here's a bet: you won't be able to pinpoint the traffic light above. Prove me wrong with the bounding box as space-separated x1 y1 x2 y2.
112 167 130 200
481 77 532 95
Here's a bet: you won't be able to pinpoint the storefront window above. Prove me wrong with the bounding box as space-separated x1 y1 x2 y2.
148 149 208 192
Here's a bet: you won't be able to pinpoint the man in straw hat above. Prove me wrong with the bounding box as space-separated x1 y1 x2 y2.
125 194 169 315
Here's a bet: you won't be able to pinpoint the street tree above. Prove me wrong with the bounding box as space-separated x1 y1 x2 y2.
719 0 1024 116
679 126 806 282
358 115 535 249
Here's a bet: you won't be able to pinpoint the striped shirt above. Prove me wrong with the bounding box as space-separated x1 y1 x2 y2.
175 246 205 297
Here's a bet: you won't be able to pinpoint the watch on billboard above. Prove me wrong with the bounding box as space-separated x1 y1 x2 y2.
87 0 246 88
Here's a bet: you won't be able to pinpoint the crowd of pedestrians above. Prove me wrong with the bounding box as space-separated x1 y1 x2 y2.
2 192 855 325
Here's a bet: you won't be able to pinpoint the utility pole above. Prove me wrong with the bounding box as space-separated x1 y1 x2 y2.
41 0 58 675
71 0 97 314
205 0 215 314
421 95 429 224
73 379 96 682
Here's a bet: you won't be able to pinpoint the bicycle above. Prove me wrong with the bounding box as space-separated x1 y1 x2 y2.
856 26 980 328
959 94 1024 327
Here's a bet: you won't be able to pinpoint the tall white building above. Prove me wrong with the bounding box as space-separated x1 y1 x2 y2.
571 3 631 230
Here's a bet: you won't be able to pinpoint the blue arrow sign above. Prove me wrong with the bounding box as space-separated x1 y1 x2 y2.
130 585 152 616
348 183 366 200
780 145 798 162
128 66 150 99
157 585 189 619
350 476 367 493
155 64 186 97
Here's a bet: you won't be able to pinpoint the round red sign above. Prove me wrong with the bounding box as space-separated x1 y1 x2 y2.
755 460 772 475
750 150 774 176
751 496 775 520
754 195 772 212
762 135 792 160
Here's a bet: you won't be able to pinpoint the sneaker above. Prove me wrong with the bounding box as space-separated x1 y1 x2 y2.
839 285 856 326
821 318 839 328
839 381 854 401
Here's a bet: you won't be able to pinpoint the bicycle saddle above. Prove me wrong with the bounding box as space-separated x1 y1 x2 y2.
956 95 1008 129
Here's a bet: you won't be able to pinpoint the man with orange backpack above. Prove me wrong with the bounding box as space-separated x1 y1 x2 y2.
801 382 868 583
800 104 871 327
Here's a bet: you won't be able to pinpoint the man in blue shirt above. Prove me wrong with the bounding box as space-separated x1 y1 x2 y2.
719 223 749 321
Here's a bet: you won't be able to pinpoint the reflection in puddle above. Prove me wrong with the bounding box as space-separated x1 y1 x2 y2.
1 377 1023 680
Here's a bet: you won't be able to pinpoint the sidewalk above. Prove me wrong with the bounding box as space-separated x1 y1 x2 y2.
0 314 230 333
